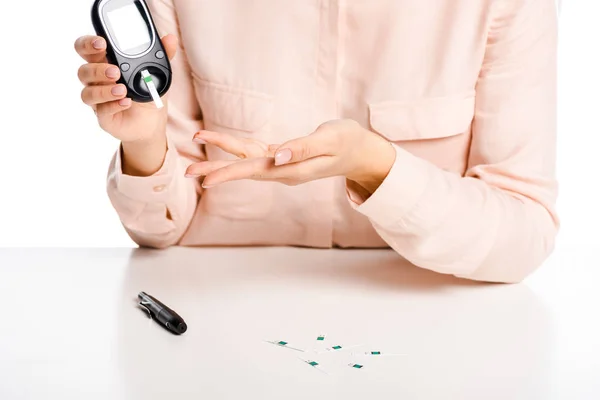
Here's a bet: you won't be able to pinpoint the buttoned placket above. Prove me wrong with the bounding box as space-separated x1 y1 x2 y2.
314 0 347 246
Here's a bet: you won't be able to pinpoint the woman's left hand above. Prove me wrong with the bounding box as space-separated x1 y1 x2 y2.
185 119 396 194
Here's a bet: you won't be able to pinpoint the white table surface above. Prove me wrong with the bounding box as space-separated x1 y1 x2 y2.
0 246 598 399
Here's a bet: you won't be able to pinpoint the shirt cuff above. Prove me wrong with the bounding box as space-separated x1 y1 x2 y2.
110 136 181 203
346 144 432 227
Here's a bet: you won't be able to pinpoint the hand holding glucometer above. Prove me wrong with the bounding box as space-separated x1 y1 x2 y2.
74 0 176 147
92 0 172 107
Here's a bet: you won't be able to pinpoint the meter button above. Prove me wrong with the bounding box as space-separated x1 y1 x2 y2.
120 63 130 72
155 51 165 59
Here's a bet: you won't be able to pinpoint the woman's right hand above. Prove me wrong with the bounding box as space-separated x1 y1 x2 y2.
74 34 178 144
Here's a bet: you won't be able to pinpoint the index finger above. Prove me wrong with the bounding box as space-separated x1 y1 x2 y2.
74 35 107 63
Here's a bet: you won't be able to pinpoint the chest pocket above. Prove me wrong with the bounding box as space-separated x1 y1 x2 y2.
368 92 475 171
194 78 275 220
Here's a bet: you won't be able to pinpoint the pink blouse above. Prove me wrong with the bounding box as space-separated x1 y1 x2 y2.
107 0 559 282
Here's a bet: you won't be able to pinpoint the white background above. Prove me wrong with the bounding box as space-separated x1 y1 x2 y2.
1 3 600 398
0 0 597 251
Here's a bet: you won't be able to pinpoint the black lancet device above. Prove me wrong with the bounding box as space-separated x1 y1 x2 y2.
91 0 172 104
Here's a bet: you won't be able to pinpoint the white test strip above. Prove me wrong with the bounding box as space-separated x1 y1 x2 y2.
141 69 164 109
265 340 305 352
317 344 364 354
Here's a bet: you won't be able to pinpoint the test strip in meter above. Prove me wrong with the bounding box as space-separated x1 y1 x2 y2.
141 69 164 108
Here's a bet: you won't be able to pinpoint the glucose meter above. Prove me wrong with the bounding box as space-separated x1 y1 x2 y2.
91 0 171 107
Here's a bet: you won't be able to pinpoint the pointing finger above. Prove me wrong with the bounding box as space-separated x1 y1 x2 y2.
274 132 335 166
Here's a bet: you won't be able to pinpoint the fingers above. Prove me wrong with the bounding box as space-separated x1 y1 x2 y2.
193 130 247 157
95 98 133 116
185 160 237 178
76 35 119 111
81 84 127 106
74 35 107 63
78 63 120 85
194 130 268 158
161 34 179 61
202 158 275 187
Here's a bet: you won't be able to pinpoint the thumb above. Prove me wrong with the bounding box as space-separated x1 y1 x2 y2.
161 34 179 61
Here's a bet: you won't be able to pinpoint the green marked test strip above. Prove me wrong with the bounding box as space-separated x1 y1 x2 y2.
312 333 327 352
298 358 329 375
321 344 363 353
349 363 364 369
265 340 305 352
354 351 407 357
140 69 164 108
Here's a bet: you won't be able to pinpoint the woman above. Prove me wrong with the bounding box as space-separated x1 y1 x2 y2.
74 0 559 283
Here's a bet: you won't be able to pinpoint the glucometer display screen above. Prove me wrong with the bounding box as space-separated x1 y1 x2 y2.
105 2 151 55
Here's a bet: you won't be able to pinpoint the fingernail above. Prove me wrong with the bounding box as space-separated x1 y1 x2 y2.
92 39 106 49
202 184 214 189
106 67 120 79
274 149 292 166
193 138 206 144
112 85 126 96
119 98 131 107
